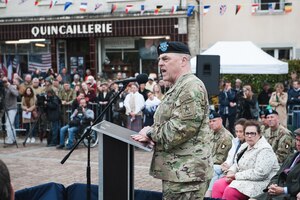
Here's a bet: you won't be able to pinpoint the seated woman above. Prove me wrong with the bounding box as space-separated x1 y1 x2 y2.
205 118 247 197
212 120 279 200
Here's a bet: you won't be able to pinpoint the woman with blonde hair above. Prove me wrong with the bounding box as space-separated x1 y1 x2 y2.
153 84 164 101
239 85 259 120
269 83 288 127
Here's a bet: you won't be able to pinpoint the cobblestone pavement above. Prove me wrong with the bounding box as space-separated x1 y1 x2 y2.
0 136 161 192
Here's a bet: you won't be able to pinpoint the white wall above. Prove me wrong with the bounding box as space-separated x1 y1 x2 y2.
201 0 300 58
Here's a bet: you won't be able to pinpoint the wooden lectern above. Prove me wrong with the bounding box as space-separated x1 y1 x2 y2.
92 120 152 200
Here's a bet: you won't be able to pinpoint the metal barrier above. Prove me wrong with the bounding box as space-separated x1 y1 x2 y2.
14 101 114 136
288 105 300 126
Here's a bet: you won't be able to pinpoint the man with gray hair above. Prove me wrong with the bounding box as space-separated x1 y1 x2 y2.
2 76 19 145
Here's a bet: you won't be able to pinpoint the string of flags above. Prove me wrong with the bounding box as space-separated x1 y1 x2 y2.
1 1 293 15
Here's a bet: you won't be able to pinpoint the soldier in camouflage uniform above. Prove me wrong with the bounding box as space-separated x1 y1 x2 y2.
263 109 294 164
208 110 233 165
205 110 233 197
132 41 213 200
58 82 76 125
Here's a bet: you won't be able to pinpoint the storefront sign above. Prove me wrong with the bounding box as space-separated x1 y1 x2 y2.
104 37 135 49
31 23 112 37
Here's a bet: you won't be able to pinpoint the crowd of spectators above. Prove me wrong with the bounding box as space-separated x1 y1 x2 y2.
1 68 169 150
1 67 300 199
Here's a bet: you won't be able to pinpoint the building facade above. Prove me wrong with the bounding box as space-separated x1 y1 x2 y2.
200 0 300 60
0 0 200 79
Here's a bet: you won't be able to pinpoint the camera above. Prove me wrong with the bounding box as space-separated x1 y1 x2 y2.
36 93 46 107
77 106 83 113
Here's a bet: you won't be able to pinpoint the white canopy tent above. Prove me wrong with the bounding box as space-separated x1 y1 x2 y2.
191 41 288 74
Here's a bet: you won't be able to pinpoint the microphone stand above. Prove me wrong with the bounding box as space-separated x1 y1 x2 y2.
61 82 129 200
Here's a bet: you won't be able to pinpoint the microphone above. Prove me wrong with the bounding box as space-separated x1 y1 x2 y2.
114 73 149 84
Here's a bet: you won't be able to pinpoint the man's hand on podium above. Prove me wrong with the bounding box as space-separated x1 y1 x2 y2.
131 126 155 147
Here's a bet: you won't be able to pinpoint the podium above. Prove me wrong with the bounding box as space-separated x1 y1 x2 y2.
92 120 152 200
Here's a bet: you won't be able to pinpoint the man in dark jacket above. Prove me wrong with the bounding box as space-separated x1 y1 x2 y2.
252 128 300 200
218 80 237 135
45 88 61 146
288 80 300 111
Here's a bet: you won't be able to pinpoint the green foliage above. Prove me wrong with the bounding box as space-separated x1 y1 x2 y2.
222 59 300 93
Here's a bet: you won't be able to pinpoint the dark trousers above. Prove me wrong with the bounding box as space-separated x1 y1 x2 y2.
221 114 236 136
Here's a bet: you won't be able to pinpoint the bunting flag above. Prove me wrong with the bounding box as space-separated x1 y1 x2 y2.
64 1 72 11
34 0 41 6
5 0 7 4
251 3 259 14
94 3 102 11
203 5 211 15
154 5 162 15
140 5 145 15
19 0 28 5
171 5 178 14
111 4 117 14
284 2 292 13
49 0 57 9
187 5 195 17
235 5 241 15
219 4 227 15
125 5 133 14
268 2 276 14
80 2 87 12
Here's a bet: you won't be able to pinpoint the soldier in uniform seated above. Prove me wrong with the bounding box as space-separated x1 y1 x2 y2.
263 109 294 164
205 110 234 197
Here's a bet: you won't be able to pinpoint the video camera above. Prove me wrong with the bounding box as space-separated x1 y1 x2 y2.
36 93 47 107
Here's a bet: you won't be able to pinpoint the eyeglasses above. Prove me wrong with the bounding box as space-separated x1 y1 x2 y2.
245 132 257 137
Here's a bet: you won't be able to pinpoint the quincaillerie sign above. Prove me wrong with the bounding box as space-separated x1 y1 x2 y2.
31 23 113 37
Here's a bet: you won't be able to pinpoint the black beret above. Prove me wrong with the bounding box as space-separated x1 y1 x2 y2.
265 109 278 117
157 41 191 56
209 110 221 119
259 110 265 117
294 128 300 136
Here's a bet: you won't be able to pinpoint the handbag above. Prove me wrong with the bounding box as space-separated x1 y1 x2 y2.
32 110 38 119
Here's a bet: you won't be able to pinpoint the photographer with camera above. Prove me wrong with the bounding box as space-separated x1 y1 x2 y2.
2 77 19 145
56 98 94 150
45 88 61 147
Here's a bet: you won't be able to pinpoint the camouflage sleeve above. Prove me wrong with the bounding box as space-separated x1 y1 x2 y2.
151 85 207 150
214 138 233 165
276 134 294 163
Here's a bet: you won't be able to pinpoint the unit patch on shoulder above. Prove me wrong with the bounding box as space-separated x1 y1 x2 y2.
180 101 195 120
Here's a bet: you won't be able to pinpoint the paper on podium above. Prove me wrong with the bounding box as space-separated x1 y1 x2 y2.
92 120 153 152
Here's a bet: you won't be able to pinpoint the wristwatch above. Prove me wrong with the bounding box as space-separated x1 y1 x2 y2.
146 129 152 140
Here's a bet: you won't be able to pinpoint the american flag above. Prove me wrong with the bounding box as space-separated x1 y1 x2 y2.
12 55 20 76
28 54 51 73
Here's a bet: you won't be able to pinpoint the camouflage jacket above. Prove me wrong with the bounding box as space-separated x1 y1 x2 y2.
264 125 294 163
58 89 76 104
212 126 233 165
148 73 213 183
